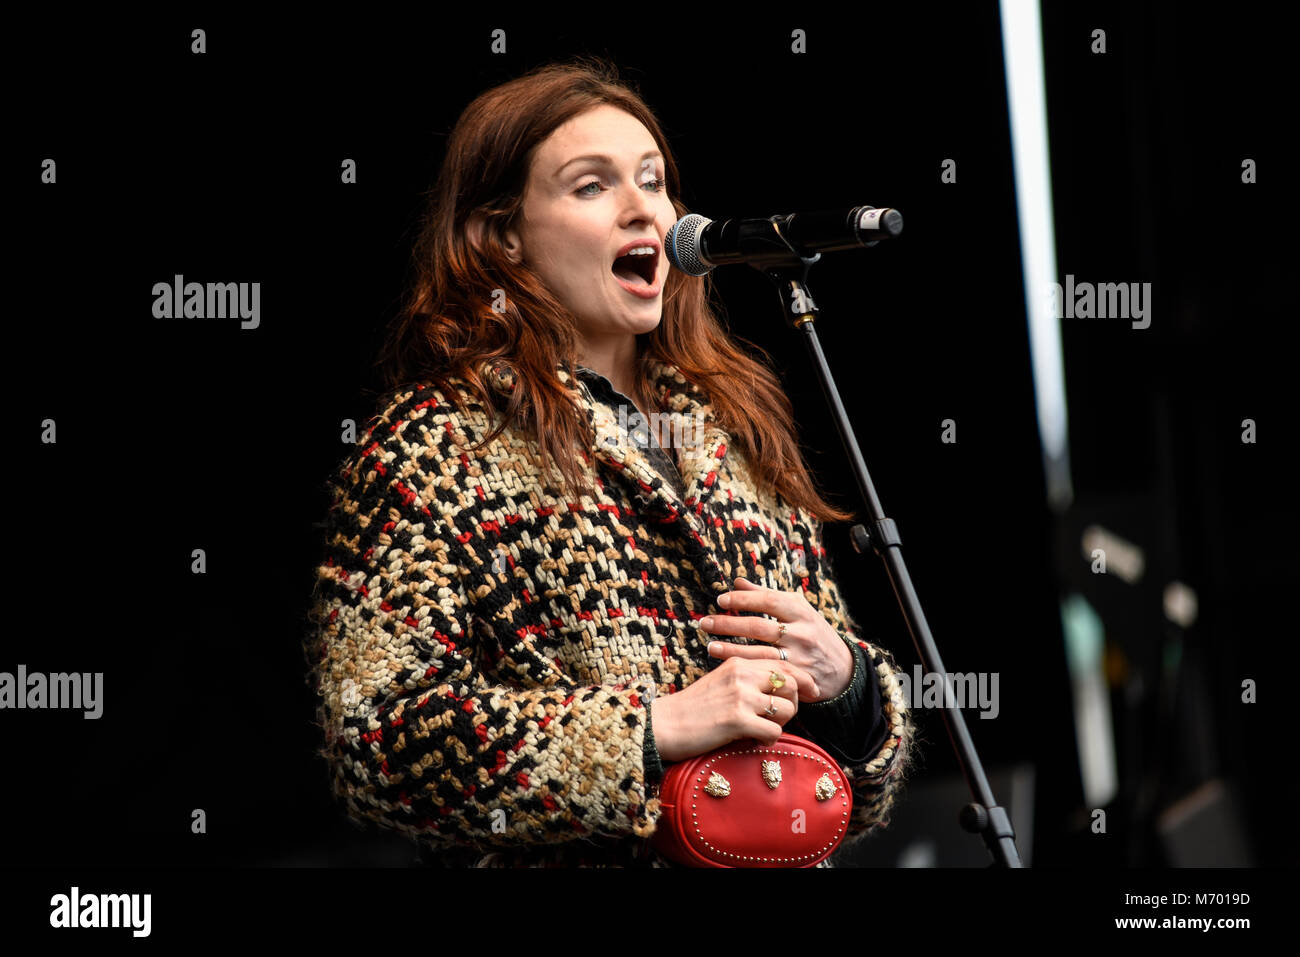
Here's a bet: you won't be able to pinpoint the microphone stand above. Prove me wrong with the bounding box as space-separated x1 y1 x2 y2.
752 219 1023 868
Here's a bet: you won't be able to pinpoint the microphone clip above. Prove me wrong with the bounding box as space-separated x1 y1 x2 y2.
759 218 822 328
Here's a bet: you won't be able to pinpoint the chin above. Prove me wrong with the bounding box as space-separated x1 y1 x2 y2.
630 313 663 334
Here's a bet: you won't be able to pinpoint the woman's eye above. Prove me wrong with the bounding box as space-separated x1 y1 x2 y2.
575 177 668 196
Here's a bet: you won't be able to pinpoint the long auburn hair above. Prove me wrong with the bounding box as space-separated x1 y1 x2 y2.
373 55 854 524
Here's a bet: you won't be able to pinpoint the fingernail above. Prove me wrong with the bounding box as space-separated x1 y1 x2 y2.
717 594 730 608
707 641 720 655
700 616 714 629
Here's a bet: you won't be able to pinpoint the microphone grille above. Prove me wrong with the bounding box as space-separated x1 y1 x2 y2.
665 213 712 276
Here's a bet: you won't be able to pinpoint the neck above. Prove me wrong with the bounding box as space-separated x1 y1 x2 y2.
577 336 646 409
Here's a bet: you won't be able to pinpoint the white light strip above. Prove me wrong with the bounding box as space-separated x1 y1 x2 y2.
1000 0 1073 512
1061 594 1119 808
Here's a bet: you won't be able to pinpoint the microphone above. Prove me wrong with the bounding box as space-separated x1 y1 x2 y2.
664 206 903 276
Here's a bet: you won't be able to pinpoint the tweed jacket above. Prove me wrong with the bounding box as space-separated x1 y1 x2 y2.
307 358 914 867
572 363 887 786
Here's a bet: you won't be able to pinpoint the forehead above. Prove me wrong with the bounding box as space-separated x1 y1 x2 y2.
534 104 658 172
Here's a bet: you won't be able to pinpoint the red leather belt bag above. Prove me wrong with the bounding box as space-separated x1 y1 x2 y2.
651 732 853 867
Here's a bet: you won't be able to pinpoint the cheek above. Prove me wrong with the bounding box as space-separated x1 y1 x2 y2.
532 215 615 295
547 228 603 272
541 245 596 289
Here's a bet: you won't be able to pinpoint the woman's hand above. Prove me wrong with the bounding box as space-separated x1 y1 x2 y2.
702 577 856 701
650 654 820 763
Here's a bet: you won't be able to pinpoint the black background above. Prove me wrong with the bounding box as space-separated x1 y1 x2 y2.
10 2 1295 882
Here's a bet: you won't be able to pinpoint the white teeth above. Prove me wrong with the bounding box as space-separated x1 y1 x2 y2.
623 247 655 256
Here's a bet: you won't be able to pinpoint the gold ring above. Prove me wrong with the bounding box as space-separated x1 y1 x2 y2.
764 694 777 716
777 622 787 640
768 671 786 691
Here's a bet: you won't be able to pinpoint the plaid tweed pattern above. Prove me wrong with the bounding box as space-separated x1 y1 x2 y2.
307 358 914 866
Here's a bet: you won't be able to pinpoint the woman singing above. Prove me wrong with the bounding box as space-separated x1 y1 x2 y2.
306 56 914 867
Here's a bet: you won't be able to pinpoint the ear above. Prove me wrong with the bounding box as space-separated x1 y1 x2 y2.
501 224 523 265
467 211 523 265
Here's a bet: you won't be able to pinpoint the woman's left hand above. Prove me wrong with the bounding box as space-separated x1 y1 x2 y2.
701 577 856 702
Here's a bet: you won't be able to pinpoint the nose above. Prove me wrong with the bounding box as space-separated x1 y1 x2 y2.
618 178 660 224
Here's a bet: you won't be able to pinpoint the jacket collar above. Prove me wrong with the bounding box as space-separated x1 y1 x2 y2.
478 357 731 530
476 356 735 596
565 359 731 524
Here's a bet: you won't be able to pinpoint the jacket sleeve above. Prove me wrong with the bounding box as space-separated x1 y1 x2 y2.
791 639 883 762
787 514 915 845
305 421 661 854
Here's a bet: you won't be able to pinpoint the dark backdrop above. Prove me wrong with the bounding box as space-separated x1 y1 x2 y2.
10 4 1294 870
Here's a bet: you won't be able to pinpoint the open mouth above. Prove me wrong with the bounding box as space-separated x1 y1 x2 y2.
611 249 658 288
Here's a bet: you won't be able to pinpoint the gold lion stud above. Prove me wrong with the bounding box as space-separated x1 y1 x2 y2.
761 759 782 789
704 771 731 798
815 772 837 801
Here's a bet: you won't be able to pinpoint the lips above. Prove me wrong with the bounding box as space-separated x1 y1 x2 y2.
611 238 661 289
612 268 662 300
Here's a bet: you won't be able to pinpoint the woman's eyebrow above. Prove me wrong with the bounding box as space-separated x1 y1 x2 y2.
555 150 662 179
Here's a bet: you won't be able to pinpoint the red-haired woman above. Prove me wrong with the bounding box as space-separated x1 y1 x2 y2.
307 56 914 867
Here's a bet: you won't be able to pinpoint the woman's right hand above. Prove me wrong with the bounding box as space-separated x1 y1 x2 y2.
649 655 821 763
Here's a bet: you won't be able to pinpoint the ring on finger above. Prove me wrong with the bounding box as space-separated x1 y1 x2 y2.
764 694 777 716
777 622 787 641
777 647 789 661
768 671 786 691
